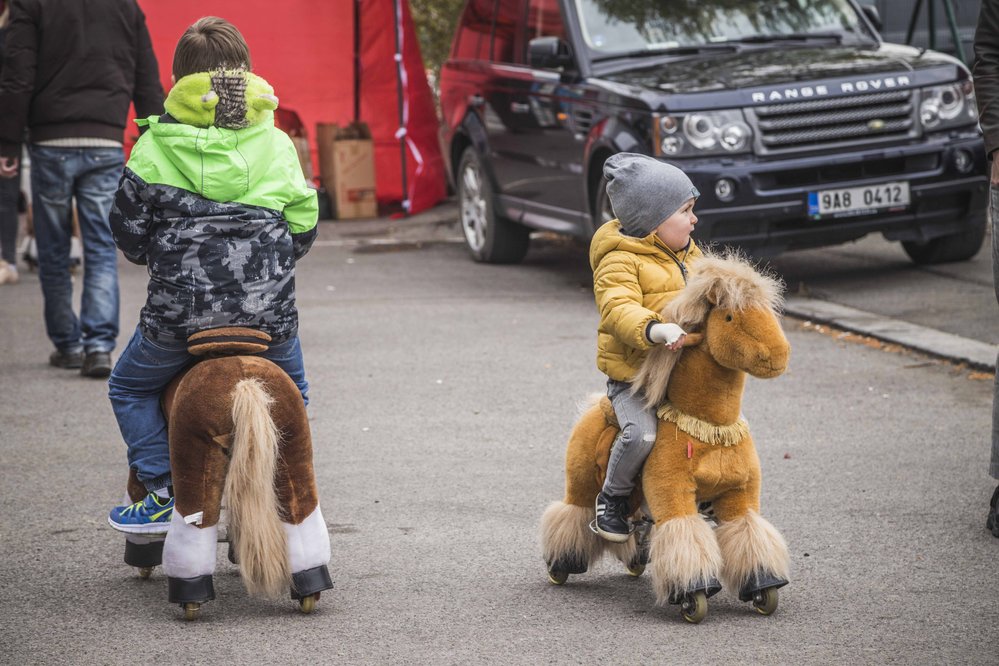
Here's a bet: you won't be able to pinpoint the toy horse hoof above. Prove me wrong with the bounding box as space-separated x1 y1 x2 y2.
123 537 164 570
290 565 334 601
182 602 200 621
737 571 788 603
546 552 588 585
680 591 708 624
752 587 779 616
168 575 216 606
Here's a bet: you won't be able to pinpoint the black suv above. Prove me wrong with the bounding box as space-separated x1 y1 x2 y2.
440 0 987 264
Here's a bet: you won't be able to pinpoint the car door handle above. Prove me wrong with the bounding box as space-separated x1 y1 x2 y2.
470 94 485 107
510 102 530 113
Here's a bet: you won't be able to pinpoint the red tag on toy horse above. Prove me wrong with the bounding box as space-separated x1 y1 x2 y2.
687 440 693 459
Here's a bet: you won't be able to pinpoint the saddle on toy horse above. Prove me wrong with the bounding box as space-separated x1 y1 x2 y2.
121 327 333 620
540 252 791 624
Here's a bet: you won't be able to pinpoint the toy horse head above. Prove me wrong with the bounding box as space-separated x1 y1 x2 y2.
632 251 789 410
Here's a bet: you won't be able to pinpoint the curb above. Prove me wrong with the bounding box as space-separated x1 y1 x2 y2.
785 295 998 372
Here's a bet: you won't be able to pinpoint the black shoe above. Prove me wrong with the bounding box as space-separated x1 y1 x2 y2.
81 351 112 378
594 492 632 543
49 349 84 369
987 485 999 538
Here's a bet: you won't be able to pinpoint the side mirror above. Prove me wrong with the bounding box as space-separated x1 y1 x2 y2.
860 4 883 33
528 36 574 69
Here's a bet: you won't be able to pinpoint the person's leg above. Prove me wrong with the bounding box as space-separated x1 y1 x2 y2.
75 148 124 357
596 379 659 541
29 146 80 355
108 328 193 492
261 335 309 405
989 186 999 536
0 163 20 265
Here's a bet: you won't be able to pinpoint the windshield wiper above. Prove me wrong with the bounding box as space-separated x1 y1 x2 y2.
728 32 844 44
593 44 739 62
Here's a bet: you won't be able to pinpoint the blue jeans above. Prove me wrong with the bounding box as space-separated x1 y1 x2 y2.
30 145 123 354
108 327 310 490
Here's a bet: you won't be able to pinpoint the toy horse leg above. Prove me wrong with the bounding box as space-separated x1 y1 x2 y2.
122 469 165 579
712 475 789 606
540 403 614 583
641 441 722 607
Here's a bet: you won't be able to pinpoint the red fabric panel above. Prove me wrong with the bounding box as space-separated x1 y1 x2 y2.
358 0 446 213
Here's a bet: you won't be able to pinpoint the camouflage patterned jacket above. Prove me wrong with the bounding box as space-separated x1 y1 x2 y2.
109 71 318 344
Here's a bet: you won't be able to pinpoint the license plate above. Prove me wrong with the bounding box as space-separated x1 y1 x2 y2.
807 181 910 218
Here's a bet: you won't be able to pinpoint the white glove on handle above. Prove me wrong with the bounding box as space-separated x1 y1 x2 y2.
648 322 686 346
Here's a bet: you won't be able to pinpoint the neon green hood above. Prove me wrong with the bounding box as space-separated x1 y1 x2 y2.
126 72 317 233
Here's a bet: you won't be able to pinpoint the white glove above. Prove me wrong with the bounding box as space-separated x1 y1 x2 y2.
648 322 686 346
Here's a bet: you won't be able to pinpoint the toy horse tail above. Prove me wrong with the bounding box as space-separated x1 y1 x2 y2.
225 377 290 599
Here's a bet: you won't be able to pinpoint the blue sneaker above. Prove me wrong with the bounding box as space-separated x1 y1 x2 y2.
108 492 174 535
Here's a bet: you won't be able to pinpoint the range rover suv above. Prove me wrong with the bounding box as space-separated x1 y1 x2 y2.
439 0 987 264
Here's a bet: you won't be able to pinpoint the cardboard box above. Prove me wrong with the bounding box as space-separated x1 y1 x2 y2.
316 122 377 219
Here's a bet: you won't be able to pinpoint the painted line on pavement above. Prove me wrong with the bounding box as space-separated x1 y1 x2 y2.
785 296 998 372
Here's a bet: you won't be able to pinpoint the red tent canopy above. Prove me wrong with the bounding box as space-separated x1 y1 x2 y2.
136 0 445 214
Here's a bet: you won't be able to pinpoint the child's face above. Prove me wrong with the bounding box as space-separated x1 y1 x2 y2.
654 197 698 250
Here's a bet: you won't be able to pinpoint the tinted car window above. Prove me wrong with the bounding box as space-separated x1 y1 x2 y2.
494 0 525 63
454 0 495 61
526 0 567 50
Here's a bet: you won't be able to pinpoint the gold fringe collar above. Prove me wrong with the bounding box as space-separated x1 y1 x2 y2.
656 402 750 446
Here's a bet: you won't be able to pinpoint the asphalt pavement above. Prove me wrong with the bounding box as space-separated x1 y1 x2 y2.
1 205 997 664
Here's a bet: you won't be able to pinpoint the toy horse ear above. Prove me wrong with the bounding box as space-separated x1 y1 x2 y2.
682 332 704 347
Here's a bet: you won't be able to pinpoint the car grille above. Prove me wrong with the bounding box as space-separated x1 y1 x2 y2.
748 90 917 154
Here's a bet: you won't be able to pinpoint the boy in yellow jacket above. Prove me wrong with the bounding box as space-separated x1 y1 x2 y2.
591 153 701 541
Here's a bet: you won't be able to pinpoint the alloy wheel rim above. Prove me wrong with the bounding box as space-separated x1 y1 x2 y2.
460 161 487 252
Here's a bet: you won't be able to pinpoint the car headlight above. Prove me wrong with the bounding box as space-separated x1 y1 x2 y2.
654 110 752 157
919 81 977 132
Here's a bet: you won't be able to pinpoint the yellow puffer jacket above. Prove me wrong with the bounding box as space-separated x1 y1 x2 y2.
590 220 701 382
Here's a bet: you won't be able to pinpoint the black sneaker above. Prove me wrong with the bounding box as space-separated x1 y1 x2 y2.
987 485 999 538
49 349 84 369
594 492 632 543
81 351 112 378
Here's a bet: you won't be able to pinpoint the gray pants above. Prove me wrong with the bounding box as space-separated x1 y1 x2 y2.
603 379 659 497
991 187 999 479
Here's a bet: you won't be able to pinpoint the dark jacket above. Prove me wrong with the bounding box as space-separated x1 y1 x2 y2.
0 0 163 157
109 71 319 345
975 0 999 158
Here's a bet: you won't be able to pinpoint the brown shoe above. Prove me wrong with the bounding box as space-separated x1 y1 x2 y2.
49 349 84 369
81 351 112 378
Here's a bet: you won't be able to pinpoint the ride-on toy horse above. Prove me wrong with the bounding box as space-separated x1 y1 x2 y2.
540 252 791 623
121 327 333 620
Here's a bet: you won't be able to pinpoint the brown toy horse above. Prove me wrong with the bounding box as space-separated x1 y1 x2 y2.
122 328 333 620
540 252 790 623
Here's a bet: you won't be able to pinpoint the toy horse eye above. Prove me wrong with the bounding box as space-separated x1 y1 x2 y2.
725 314 733 322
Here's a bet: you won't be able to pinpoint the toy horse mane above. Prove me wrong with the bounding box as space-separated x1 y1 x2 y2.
632 250 785 409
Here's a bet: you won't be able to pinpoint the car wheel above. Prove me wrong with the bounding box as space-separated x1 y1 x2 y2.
901 217 986 264
457 146 529 264
592 174 615 231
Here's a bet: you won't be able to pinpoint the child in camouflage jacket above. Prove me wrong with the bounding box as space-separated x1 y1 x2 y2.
106 17 318 534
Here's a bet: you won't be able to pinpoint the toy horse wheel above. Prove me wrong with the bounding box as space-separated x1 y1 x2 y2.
137 567 153 580
299 594 318 614
547 567 569 585
753 587 779 616
680 591 708 624
625 561 645 577
183 602 200 621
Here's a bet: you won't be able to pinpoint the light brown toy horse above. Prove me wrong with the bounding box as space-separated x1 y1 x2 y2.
540 253 790 623
122 328 333 620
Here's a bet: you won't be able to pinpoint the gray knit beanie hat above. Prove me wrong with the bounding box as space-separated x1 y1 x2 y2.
603 153 699 238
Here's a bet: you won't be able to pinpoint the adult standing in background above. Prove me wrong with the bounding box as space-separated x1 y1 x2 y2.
0 0 20 285
973 0 999 537
0 0 163 377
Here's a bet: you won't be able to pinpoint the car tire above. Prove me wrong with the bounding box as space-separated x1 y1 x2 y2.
457 146 530 264
592 175 615 232
901 217 986 264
